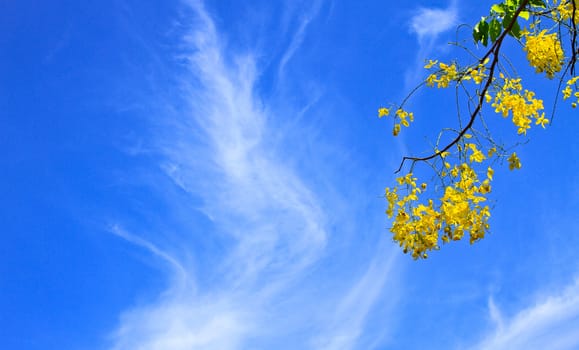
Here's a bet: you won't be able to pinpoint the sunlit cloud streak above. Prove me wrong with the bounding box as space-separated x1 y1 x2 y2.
312 247 398 350
471 278 579 350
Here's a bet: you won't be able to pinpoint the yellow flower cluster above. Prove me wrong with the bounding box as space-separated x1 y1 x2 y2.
385 162 493 259
378 107 414 136
394 108 414 135
425 61 458 88
465 65 488 84
489 77 548 134
562 76 579 108
466 143 486 163
425 60 487 88
553 0 579 24
523 30 564 79
508 152 522 170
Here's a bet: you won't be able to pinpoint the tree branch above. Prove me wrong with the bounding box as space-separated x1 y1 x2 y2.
395 0 531 174
570 0 578 75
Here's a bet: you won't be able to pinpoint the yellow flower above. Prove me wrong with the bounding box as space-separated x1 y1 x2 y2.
535 114 549 128
450 166 459 178
487 166 494 181
479 179 492 194
390 108 414 134
436 62 458 88
485 93 493 103
424 59 438 69
562 76 579 107
378 107 390 117
426 74 437 87
508 152 522 170
469 65 486 84
563 86 572 99
393 124 401 136
467 143 486 163
424 62 459 89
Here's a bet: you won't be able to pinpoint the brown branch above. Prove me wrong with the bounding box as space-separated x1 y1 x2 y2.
395 0 531 174
571 0 578 75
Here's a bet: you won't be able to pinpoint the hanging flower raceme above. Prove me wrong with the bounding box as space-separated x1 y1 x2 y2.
377 107 414 136
523 29 564 79
425 60 460 88
489 76 548 134
553 0 579 25
385 159 494 259
562 76 579 108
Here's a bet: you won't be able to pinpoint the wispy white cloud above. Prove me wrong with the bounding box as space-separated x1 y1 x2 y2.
278 0 324 77
406 1 458 85
112 294 256 350
312 244 398 350
109 0 398 349
109 224 190 289
471 278 579 350
410 5 458 42
487 297 504 332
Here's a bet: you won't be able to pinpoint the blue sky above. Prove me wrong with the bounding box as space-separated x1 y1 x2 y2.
1 0 579 349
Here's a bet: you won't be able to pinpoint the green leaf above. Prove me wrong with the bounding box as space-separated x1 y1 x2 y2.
529 0 546 8
489 19 502 42
473 28 481 43
473 24 481 42
503 13 513 29
503 12 515 30
510 19 521 38
473 19 483 41
491 4 505 14
519 11 530 20
502 12 522 39
473 19 490 46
